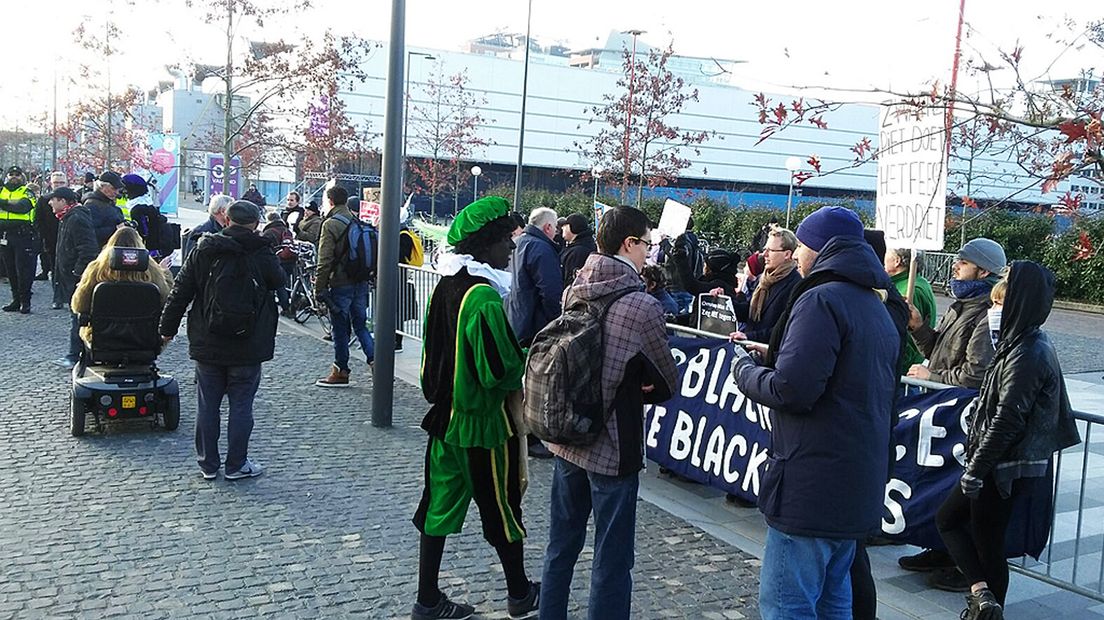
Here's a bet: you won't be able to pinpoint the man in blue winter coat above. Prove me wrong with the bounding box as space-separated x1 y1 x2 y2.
731 206 901 619
505 207 563 347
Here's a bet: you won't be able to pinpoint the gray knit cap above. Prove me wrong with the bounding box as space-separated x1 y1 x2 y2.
957 237 1006 275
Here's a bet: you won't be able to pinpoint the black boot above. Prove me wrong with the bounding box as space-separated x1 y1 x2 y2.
1 301 18 312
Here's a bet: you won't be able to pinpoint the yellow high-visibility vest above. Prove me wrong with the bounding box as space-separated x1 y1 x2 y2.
0 186 36 222
116 196 130 219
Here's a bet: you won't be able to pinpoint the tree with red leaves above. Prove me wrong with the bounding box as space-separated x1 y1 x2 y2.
745 17 1104 219
406 65 489 217
577 42 714 206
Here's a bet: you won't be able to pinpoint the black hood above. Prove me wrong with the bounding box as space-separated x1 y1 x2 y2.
999 260 1055 347
196 225 273 255
808 235 896 292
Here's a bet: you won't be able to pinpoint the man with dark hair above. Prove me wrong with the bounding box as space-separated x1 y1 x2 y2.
0 166 38 313
413 196 539 620
314 185 375 387
49 187 97 368
160 200 285 481
559 212 595 288
541 206 679 619
731 206 902 619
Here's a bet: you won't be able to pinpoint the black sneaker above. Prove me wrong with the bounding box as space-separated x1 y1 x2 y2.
410 593 474 620
899 548 956 572
928 567 971 593
18 303 30 314
960 587 1002 620
507 581 540 619
1 302 18 312
528 439 553 459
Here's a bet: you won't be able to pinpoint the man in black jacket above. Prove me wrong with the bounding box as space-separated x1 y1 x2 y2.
84 171 125 247
50 187 98 368
559 213 595 288
160 200 285 481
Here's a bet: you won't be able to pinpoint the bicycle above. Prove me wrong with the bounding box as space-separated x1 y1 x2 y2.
287 242 332 337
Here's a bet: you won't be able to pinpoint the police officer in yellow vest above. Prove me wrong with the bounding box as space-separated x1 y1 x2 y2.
0 166 39 313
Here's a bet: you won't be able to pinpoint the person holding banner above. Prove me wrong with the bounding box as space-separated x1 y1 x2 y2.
936 262 1080 620
731 206 903 620
885 247 937 374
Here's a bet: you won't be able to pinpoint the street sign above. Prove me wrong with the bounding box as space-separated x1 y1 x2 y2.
876 105 948 251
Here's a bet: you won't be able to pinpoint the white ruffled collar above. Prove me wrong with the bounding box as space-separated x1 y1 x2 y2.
436 253 512 298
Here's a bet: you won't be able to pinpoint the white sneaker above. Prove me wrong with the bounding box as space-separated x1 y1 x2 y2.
225 459 264 480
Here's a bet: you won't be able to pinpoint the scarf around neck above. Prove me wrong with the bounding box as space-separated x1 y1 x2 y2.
437 252 512 298
749 259 796 323
949 278 994 300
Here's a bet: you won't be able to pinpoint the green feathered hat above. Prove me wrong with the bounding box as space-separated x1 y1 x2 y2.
447 196 512 246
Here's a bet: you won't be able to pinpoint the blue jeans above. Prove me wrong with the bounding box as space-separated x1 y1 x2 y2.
329 282 374 370
195 362 262 474
540 457 639 620
759 526 855 620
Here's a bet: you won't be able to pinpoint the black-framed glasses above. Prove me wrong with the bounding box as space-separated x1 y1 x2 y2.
764 247 791 254
628 236 654 248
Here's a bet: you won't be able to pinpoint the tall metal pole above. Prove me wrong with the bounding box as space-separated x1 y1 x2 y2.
512 0 534 210
51 67 58 170
785 174 794 229
371 0 406 429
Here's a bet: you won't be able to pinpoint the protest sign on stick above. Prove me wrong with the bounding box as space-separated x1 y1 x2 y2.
657 199 692 240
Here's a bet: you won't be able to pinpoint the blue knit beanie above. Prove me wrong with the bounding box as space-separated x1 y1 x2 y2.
795 206 864 252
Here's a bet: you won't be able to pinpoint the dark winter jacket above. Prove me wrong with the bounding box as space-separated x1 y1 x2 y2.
160 225 284 366
53 204 98 300
242 188 266 207
296 212 322 246
182 216 223 264
505 225 563 346
911 287 994 388
733 236 901 539
34 196 59 255
84 190 125 247
965 261 1081 497
560 231 596 288
734 268 802 343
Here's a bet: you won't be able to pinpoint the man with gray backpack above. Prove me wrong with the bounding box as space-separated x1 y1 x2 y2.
527 205 678 619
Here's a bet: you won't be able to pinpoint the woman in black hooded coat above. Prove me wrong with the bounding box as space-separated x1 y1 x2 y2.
936 260 1081 619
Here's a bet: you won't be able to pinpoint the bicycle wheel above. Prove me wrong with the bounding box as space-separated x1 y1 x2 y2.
317 310 332 337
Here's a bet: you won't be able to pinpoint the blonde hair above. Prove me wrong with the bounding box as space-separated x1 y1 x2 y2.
991 276 1008 305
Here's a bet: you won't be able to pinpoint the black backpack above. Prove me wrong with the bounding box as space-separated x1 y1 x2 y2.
523 289 633 446
203 251 267 338
332 214 378 283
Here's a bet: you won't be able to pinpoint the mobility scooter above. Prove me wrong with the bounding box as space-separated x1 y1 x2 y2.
70 247 180 436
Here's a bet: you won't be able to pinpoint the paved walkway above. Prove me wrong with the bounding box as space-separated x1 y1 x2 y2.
0 279 759 619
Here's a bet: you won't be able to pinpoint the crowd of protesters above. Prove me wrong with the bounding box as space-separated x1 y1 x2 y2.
5 168 1083 620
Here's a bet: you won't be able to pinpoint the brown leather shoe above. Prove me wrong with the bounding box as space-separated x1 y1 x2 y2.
315 364 350 388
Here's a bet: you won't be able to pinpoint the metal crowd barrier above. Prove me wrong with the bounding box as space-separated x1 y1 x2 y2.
392 262 1103 602
919 251 956 289
902 376 1104 603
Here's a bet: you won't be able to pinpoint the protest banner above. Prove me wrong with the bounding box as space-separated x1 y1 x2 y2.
875 105 947 251
697 294 737 336
657 199 692 239
646 337 1052 557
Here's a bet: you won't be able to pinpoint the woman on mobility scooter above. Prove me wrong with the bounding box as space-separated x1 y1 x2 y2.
72 227 173 345
69 227 178 436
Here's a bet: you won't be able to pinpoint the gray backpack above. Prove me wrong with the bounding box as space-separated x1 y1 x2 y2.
523 289 633 446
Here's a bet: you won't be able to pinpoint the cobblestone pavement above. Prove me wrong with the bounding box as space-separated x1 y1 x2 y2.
0 280 760 619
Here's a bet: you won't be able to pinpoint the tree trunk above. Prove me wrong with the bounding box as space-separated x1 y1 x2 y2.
636 139 649 208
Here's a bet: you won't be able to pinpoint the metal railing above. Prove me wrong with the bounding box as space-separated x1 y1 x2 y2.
902 376 1104 603
919 251 956 289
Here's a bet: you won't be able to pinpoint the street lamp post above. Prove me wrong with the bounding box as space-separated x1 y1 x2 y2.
784 156 803 228
591 165 603 228
471 165 482 199
513 0 534 210
402 51 435 193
